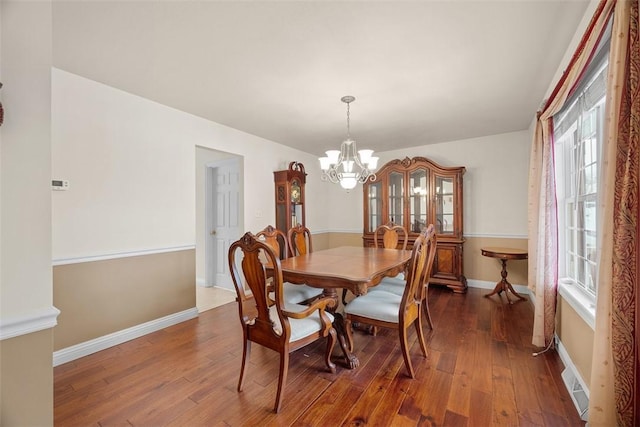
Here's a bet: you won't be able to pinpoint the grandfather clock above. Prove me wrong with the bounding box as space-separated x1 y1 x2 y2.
274 161 306 238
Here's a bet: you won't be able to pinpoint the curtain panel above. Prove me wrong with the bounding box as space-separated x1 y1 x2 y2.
589 1 639 425
527 0 615 348
529 0 639 424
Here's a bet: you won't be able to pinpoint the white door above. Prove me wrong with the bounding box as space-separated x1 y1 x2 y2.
205 159 240 289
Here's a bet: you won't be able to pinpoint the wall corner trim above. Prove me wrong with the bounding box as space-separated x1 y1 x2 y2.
0 306 61 341
52 307 198 367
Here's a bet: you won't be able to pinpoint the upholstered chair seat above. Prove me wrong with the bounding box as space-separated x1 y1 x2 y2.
257 225 323 305
268 301 335 340
282 284 323 304
343 290 403 323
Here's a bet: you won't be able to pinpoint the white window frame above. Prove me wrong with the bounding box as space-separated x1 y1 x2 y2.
553 34 610 330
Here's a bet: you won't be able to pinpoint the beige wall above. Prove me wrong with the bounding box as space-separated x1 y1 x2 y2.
53 250 195 350
465 236 528 285
0 330 54 426
557 296 594 386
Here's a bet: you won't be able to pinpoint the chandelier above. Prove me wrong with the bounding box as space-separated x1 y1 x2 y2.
319 96 378 190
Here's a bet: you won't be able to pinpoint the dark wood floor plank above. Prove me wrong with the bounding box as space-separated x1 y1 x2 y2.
442 409 469 427
341 338 409 425
491 301 508 343
468 388 493 426
292 376 363 426
400 352 452 426
243 373 332 426
492 364 519 426
54 287 585 426
446 329 476 417
472 330 493 394
510 345 546 426
367 371 414 426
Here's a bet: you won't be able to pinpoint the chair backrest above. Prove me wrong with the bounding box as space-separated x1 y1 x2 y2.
402 224 437 304
256 225 290 260
228 232 290 344
374 222 408 250
288 224 312 256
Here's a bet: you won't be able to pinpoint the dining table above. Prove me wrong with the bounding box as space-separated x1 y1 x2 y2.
278 246 411 369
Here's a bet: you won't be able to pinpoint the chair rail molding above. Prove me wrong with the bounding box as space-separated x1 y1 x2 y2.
52 244 195 266
0 306 61 341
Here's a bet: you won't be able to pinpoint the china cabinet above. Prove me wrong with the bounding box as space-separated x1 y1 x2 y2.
274 161 306 245
363 156 467 292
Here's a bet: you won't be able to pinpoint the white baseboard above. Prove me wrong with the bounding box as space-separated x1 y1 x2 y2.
53 307 198 367
196 277 207 287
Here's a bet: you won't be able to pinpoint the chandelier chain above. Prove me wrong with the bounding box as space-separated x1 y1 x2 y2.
346 100 351 139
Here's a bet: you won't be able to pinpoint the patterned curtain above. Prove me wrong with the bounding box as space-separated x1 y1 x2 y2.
589 0 639 425
527 0 615 348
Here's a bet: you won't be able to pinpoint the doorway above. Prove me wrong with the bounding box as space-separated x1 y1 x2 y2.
195 147 242 311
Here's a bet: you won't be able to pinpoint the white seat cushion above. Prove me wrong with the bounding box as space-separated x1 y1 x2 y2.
375 276 406 296
269 301 334 342
283 282 324 304
344 289 402 323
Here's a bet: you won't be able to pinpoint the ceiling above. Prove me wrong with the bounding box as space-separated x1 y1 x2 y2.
52 1 590 156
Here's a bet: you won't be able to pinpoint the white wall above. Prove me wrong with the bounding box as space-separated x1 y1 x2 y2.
52 68 329 261
1 1 54 319
324 130 531 238
1 1 56 424
383 131 530 237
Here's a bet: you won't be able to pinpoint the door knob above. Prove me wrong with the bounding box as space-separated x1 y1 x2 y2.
210 230 217 235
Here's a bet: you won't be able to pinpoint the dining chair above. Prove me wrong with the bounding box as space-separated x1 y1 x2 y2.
375 224 436 329
256 225 323 304
287 223 313 256
228 232 337 413
373 222 409 285
374 222 409 251
356 222 410 333
344 224 437 378
341 221 409 307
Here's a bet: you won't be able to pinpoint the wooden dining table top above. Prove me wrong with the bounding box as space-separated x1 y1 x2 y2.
278 246 411 296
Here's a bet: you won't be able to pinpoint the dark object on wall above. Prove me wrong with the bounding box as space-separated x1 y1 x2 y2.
0 82 4 126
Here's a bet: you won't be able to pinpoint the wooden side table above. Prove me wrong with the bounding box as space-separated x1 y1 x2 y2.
481 247 528 304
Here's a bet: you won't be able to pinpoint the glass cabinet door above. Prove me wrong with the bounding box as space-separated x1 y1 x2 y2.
409 168 428 233
388 171 404 225
435 176 455 234
367 182 382 233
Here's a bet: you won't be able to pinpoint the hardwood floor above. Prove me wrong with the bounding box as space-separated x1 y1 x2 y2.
54 287 585 426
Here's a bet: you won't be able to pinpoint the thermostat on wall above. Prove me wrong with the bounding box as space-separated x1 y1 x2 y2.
52 179 70 191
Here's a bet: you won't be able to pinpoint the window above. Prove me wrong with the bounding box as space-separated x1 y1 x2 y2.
554 35 609 304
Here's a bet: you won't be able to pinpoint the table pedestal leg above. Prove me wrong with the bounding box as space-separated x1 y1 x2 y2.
484 259 526 304
322 289 360 369
331 313 359 369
